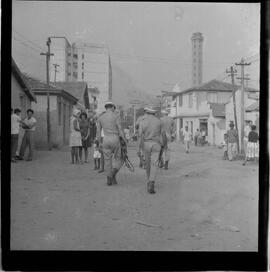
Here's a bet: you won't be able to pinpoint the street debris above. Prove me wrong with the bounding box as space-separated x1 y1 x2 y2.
136 220 163 229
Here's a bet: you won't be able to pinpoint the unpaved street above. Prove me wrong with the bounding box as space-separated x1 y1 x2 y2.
10 142 258 251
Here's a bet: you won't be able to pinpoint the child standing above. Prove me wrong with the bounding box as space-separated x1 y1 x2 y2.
221 133 228 160
242 125 259 166
93 139 101 170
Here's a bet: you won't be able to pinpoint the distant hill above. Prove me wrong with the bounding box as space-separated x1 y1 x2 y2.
112 64 155 109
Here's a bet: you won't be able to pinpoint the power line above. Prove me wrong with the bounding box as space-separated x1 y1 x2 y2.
12 36 41 54
12 28 46 51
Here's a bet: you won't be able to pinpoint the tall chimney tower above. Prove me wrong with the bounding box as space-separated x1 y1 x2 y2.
191 32 203 87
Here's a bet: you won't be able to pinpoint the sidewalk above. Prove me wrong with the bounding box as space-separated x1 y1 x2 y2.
10 142 258 251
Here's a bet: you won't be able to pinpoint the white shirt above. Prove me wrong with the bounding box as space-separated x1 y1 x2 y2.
183 130 192 141
23 117 37 131
11 113 21 134
244 125 251 138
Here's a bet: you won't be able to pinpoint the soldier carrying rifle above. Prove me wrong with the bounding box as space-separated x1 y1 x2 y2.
96 101 126 186
137 105 167 194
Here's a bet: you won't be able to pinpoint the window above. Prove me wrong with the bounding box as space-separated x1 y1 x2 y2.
207 92 218 103
73 54 78 59
73 72 78 78
68 62 71 66
178 94 183 107
68 72 71 76
82 54 84 59
189 93 193 108
82 72 84 80
82 62 84 69
68 53 71 57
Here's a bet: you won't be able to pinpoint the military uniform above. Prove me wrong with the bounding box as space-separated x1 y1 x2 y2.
96 103 125 185
160 113 175 169
135 114 146 167
138 107 165 194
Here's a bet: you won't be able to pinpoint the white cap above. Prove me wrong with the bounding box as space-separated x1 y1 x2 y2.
104 101 115 107
161 109 169 114
144 105 157 113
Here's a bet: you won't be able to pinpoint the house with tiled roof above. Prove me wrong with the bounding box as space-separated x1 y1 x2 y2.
11 59 37 154
166 79 236 145
165 78 259 145
22 74 78 148
53 81 90 110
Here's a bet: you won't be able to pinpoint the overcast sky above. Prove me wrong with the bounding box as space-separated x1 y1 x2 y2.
12 1 260 97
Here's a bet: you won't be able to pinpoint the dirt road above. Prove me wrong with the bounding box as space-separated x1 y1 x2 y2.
10 142 258 251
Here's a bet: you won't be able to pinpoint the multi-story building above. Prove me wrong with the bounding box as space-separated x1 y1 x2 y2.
50 37 78 82
77 43 112 114
191 32 204 87
50 39 112 113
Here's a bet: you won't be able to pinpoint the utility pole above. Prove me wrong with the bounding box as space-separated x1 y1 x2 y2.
235 58 251 154
53 63 60 82
40 37 54 150
226 66 240 154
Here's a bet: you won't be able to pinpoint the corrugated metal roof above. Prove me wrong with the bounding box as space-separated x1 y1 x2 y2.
53 82 87 101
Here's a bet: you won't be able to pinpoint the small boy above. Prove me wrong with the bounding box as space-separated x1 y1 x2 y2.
93 139 101 170
221 133 228 160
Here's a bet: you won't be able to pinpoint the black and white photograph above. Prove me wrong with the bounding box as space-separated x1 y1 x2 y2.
9 0 263 256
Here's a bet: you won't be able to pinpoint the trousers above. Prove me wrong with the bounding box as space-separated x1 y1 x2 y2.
103 134 121 177
144 141 161 182
184 140 190 151
19 131 34 159
228 142 237 160
11 134 19 158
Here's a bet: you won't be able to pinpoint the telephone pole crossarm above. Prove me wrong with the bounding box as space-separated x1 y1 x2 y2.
40 37 55 150
235 59 251 154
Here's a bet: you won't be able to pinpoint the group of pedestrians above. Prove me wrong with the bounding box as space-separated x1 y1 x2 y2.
221 120 259 165
69 108 105 172
11 108 37 162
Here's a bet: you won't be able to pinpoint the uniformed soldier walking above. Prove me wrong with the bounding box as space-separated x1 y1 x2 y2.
160 109 176 170
137 105 167 194
135 110 146 168
96 101 126 186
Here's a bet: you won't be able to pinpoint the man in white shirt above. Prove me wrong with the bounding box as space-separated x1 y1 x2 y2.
11 108 22 162
244 120 252 155
183 126 192 153
18 109 37 161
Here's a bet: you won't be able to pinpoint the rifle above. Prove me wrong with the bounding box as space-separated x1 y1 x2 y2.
158 146 165 168
119 136 134 172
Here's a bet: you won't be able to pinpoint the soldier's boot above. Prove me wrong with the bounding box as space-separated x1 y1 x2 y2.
147 181 156 194
94 159 98 170
111 168 118 185
164 161 169 170
107 176 112 186
98 158 104 173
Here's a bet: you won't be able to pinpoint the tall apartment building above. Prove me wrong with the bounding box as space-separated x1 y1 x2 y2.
50 37 78 82
77 43 112 113
191 32 204 87
50 39 112 113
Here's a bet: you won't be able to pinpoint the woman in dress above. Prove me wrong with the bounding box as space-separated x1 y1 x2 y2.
242 125 259 166
70 109 82 164
79 112 91 163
